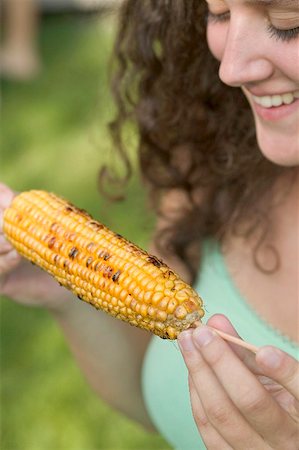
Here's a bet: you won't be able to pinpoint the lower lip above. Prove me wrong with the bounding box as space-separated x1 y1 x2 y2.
252 97 299 122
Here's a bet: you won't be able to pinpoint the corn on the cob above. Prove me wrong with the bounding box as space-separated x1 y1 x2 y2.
3 190 204 339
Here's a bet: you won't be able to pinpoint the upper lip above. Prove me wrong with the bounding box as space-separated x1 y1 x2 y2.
244 87 299 97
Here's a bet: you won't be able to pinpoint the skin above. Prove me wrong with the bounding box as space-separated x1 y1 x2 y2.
0 0 298 447
206 0 299 166
0 183 153 430
178 0 299 448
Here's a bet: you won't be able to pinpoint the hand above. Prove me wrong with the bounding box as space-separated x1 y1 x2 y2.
178 314 299 450
0 183 74 311
0 183 22 290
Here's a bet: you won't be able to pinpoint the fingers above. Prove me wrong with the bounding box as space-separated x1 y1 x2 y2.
188 376 233 450
207 315 262 374
179 326 297 449
0 183 21 283
179 330 267 449
0 234 13 254
0 183 15 210
256 346 299 400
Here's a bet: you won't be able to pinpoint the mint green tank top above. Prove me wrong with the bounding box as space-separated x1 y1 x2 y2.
142 240 299 450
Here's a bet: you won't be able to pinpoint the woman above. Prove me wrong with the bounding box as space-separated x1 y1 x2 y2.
0 0 298 448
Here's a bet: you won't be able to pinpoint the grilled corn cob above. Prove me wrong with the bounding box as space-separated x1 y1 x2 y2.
3 190 204 339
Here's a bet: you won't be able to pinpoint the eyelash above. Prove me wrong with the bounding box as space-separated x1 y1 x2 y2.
206 11 299 42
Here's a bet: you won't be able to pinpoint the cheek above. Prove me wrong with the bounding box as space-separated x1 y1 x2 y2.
206 24 226 61
276 47 299 83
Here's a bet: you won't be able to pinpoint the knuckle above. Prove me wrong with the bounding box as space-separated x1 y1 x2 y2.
240 391 271 415
207 403 231 426
283 361 299 385
192 409 210 428
185 353 205 373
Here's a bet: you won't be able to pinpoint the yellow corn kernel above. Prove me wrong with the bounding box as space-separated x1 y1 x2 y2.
3 190 205 339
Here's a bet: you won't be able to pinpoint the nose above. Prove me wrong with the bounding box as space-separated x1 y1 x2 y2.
219 15 274 87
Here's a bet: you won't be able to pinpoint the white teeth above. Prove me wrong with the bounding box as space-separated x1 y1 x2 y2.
252 90 299 108
282 93 294 105
271 95 283 107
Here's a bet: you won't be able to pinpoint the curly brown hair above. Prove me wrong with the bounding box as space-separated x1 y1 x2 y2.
101 0 291 284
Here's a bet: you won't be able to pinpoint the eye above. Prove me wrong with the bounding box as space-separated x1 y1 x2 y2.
206 10 230 24
267 24 299 42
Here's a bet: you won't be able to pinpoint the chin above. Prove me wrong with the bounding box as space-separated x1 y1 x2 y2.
255 123 299 168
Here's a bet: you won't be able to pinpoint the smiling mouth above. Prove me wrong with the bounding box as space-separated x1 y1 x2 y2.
251 90 299 109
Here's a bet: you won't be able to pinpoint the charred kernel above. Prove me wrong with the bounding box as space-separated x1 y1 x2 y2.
53 254 59 264
86 256 93 267
112 270 121 282
147 255 163 268
103 253 111 261
89 221 103 229
69 247 79 259
48 236 56 248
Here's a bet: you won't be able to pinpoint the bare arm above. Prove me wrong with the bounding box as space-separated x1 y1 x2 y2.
1 184 194 431
49 293 154 429
0 183 153 430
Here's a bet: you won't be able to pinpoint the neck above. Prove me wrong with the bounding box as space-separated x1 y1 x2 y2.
222 168 299 343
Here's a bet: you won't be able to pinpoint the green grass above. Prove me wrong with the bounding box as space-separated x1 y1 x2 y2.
1 12 170 450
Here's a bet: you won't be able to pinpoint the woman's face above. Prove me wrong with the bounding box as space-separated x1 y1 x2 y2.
206 0 299 166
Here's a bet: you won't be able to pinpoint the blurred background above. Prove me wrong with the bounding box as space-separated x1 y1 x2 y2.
0 1 170 448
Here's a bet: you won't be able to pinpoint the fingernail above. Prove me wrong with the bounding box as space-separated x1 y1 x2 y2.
257 347 282 369
193 326 215 348
178 330 195 352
